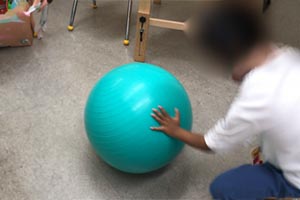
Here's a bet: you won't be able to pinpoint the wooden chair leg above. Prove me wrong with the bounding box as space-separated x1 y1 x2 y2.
134 0 151 62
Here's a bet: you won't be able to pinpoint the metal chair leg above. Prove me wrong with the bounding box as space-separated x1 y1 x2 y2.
123 0 132 46
68 0 78 31
92 0 97 9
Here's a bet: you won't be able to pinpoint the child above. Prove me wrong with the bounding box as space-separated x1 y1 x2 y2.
26 0 53 39
151 4 300 199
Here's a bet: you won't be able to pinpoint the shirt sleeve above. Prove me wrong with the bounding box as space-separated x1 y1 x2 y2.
204 74 270 153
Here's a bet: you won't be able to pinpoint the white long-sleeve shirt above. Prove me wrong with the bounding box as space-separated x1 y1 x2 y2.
204 47 300 189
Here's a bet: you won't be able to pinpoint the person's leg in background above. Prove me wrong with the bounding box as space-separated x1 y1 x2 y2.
210 163 300 200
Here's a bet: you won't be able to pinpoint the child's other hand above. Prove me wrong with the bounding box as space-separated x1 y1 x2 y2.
151 106 181 137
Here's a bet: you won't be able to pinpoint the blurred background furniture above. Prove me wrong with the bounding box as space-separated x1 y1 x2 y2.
67 0 97 32
67 0 133 46
67 0 271 62
134 0 272 62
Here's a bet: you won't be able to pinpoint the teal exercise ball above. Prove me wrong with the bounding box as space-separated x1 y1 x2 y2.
84 62 193 174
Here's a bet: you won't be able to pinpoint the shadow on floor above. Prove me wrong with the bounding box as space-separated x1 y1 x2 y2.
84 144 192 199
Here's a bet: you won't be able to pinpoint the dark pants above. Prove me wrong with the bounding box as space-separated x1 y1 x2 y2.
210 163 300 200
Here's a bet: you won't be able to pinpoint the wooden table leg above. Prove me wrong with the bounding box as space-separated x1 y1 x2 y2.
134 0 151 62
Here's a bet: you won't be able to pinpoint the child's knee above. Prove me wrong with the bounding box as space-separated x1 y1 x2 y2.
210 164 261 199
210 175 227 199
209 166 247 199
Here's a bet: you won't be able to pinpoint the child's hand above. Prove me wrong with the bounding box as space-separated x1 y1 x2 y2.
151 106 210 151
150 106 181 137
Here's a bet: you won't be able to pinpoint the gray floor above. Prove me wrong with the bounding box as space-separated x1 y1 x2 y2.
1 0 300 199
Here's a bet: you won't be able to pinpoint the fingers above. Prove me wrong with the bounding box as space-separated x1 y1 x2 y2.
153 106 178 119
151 113 164 124
152 108 164 120
150 126 164 131
158 106 170 118
174 108 180 121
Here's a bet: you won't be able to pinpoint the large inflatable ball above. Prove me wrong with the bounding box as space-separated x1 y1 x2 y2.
84 62 192 173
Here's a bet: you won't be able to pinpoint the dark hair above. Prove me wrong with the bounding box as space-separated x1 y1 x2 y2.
196 4 268 64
